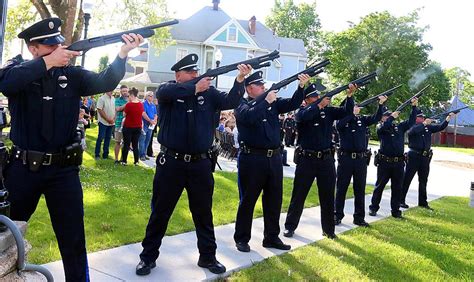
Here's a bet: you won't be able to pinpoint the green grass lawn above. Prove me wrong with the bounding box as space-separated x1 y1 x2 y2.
229 197 474 281
25 123 373 264
433 145 474 155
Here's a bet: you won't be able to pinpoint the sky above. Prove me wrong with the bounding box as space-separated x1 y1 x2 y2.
5 0 474 76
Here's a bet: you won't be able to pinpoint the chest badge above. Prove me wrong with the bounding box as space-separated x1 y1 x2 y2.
58 75 68 88
357 120 362 127
320 111 326 119
197 96 205 105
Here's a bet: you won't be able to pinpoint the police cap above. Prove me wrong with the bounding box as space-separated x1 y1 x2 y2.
416 109 425 118
245 71 265 87
18 18 65 45
171 53 200 72
382 106 392 116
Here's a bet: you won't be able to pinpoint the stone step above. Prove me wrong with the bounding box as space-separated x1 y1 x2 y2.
0 221 28 253
1 270 47 282
0 240 32 278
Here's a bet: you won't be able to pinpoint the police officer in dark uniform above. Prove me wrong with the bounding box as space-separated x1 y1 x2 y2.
0 18 142 281
233 71 310 252
136 54 251 275
334 95 386 227
283 112 296 146
400 111 454 209
369 99 418 218
283 83 355 239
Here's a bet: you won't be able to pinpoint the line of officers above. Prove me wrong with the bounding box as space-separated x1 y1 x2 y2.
136 53 455 276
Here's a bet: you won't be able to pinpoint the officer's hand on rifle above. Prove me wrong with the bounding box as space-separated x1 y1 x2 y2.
265 90 278 104
353 105 361 115
119 33 144 59
347 83 358 97
298 74 311 88
236 64 252 83
43 46 81 69
195 77 212 94
423 118 433 125
391 111 400 119
378 95 388 104
411 97 418 106
446 112 456 121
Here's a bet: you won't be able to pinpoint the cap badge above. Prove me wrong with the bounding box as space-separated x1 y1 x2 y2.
49 21 54 29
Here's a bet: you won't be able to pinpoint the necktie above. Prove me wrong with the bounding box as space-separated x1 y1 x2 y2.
41 70 55 142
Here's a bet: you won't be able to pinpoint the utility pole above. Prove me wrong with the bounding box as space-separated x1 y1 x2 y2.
453 76 464 147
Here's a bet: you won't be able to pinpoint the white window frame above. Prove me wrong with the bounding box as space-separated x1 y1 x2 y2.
227 25 237 42
176 48 188 62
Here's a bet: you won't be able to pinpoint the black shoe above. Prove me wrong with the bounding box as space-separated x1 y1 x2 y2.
114 160 120 165
400 203 409 209
197 258 226 274
135 260 156 276
392 213 403 219
283 229 294 238
419 205 434 210
323 232 338 239
235 241 250 252
369 209 377 216
262 238 291 250
353 220 370 227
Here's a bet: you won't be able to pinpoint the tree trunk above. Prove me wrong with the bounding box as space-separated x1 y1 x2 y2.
30 0 51 19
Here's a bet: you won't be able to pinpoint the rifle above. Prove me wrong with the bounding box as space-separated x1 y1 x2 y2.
254 59 331 102
394 84 430 112
428 106 469 119
188 50 280 84
67 19 179 53
357 84 402 108
316 72 377 104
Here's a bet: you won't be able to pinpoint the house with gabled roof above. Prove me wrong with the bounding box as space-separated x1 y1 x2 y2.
122 1 308 98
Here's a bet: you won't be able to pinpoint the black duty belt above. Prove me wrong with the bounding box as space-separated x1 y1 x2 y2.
240 146 281 157
302 148 334 159
409 148 433 157
161 146 209 162
338 150 367 159
378 153 405 163
11 146 64 166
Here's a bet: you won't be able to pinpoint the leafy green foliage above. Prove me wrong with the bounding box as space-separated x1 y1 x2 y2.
444 67 474 105
97 55 109 73
324 10 451 117
265 0 322 60
4 0 38 58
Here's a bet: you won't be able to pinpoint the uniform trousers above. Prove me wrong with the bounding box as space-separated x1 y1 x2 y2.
401 151 431 206
234 153 283 243
285 155 336 235
5 160 89 282
335 155 367 221
369 160 404 216
140 155 217 264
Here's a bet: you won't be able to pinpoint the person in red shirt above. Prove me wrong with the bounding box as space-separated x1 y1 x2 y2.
121 87 144 165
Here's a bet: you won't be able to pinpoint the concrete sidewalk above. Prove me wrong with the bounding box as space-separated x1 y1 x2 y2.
42 189 441 281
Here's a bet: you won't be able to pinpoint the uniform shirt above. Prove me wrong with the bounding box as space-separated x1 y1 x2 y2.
235 86 304 149
337 104 383 152
0 55 126 151
377 106 417 157
407 120 448 151
114 96 128 128
96 94 115 126
123 102 144 128
296 97 354 151
142 99 157 127
157 79 244 154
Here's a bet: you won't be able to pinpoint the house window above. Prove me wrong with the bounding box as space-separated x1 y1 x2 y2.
205 50 214 71
135 67 144 75
176 49 188 62
227 26 237 42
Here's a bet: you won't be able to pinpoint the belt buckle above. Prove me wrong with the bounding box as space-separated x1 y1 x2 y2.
43 153 53 166
266 149 273 158
394 157 399 162
351 152 356 159
317 151 322 158
184 154 191 162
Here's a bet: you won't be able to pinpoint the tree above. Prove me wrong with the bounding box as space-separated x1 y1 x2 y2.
97 55 109 72
265 0 322 60
324 10 450 115
444 67 474 105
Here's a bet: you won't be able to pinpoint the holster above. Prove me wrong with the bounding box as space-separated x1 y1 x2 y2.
374 151 379 167
366 149 372 166
293 146 303 164
26 151 46 172
209 144 219 173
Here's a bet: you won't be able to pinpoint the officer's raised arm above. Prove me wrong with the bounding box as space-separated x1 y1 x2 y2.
214 64 251 110
275 73 309 114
